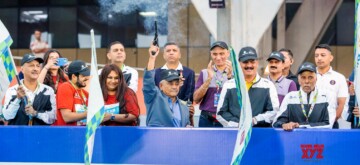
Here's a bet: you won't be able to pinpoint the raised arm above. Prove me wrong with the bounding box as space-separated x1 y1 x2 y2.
193 61 214 104
143 44 160 104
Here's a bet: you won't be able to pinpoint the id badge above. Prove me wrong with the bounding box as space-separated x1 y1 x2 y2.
104 103 120 114
214 93 220 107
75 104 87 125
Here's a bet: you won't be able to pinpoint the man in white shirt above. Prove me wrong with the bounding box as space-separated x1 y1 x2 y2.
1 54 56 125
30 29 49 58
314 44 348 128
153 42 195 102
99 41 138 92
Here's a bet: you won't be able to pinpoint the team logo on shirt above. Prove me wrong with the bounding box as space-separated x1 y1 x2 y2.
329 80 336 85
74 93 81 99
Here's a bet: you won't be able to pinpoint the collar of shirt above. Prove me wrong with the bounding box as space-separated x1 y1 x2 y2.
299 87 318 103
316 66 334 75
268 75 285 83
161 63 183 70
212 65 227 74
167 97 182 127
20 80 41 103
122 64 128 73
167 97 180 108
246 74 260 90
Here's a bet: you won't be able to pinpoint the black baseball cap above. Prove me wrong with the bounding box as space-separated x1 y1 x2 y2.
315 44 332 52
238 46 258 62
21 54 44 66
210 41 228 50
67 60 90 76
267 51 285 62
297 62 317 75
161 69 180 82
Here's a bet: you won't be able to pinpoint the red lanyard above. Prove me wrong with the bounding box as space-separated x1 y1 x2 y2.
69 81 87 106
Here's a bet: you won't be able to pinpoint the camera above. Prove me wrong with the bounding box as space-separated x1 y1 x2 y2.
56 58 68 66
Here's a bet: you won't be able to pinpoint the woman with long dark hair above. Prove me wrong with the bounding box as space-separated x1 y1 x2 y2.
100 64 140 126
38 49 68 93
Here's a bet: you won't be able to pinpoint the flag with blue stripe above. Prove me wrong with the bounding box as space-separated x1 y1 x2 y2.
84 29 105 165
0 20 15 83
0 20 15 113
229 47 253 165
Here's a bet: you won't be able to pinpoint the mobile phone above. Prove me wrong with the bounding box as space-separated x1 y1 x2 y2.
57 58 68 66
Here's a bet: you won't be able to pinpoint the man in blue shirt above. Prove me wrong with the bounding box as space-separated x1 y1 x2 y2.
143 44 191 127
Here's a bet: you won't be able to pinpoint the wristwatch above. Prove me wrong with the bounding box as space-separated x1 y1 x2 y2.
110 115 115 121
125 113 129 118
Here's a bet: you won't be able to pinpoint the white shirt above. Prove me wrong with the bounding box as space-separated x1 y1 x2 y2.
161 63 184 70
30 39 49 58
316 67 349 123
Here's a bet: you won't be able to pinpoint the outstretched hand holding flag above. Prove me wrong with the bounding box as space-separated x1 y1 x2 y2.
84 29 105 165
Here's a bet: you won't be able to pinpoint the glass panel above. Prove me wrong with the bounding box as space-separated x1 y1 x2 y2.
106 12 137 47
19 0 48 6
0 0 18 7
18 7 48 48
0 8 19 48
49 7 77 48
50 0 77 5
78 6 106 48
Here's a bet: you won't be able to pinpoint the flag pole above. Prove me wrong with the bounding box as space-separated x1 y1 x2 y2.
355 0 359 127
7 47 32 125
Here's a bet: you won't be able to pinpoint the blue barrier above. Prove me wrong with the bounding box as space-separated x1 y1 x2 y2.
0 127 359 165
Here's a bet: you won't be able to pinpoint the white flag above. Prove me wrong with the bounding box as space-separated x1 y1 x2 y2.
84 29 105 165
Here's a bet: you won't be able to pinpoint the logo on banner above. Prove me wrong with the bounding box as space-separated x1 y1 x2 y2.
300 144 324 160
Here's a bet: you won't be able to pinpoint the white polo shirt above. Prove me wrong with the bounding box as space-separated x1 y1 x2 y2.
316 67 349 126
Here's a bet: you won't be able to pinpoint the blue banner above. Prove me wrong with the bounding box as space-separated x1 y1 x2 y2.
0 127 359 165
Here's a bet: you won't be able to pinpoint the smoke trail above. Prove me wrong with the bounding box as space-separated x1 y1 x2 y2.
98 0 168 34
98 0 188 45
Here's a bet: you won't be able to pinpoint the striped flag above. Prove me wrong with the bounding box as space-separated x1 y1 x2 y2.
84 29 105 165
229 47 253 165
354 0 360 127
0 20 15 111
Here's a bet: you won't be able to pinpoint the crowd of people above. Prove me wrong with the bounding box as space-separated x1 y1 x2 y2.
0 29 359 130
